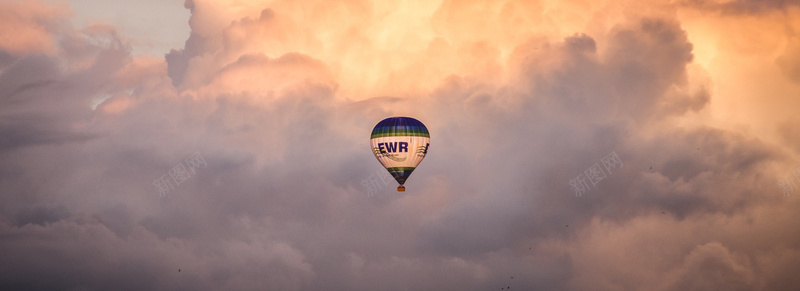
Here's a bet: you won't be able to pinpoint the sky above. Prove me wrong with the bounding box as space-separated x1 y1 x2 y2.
1 0 800 290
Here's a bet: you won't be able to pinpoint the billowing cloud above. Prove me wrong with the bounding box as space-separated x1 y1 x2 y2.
0 0 70 55
1 0 799 290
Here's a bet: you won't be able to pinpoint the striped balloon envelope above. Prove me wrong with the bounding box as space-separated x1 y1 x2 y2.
370 117 430 191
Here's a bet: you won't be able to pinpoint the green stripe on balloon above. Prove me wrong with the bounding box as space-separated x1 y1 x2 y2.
370 130 430 138
386 167 415 185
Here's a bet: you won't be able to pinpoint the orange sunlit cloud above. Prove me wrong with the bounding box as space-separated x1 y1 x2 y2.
0 0 70 54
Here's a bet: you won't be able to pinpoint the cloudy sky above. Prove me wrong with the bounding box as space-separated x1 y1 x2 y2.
2 0 800 289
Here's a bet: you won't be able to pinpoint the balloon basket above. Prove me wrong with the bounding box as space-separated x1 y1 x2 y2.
397 185 405 192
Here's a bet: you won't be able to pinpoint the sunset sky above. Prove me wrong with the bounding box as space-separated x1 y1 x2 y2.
2 0 800 289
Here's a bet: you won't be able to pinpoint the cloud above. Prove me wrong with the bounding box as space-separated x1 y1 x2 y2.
679 0 800 14
666 242 755 290
777 36 800 83
1 0 799 290
0 0 70 55
0 216 314 290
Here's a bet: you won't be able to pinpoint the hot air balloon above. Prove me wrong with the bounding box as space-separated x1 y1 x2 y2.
370 117 429 191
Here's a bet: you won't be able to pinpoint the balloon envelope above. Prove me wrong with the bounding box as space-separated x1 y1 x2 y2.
370 117 429 191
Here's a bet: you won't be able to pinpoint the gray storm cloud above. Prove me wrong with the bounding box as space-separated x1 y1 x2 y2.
1 0 799 290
